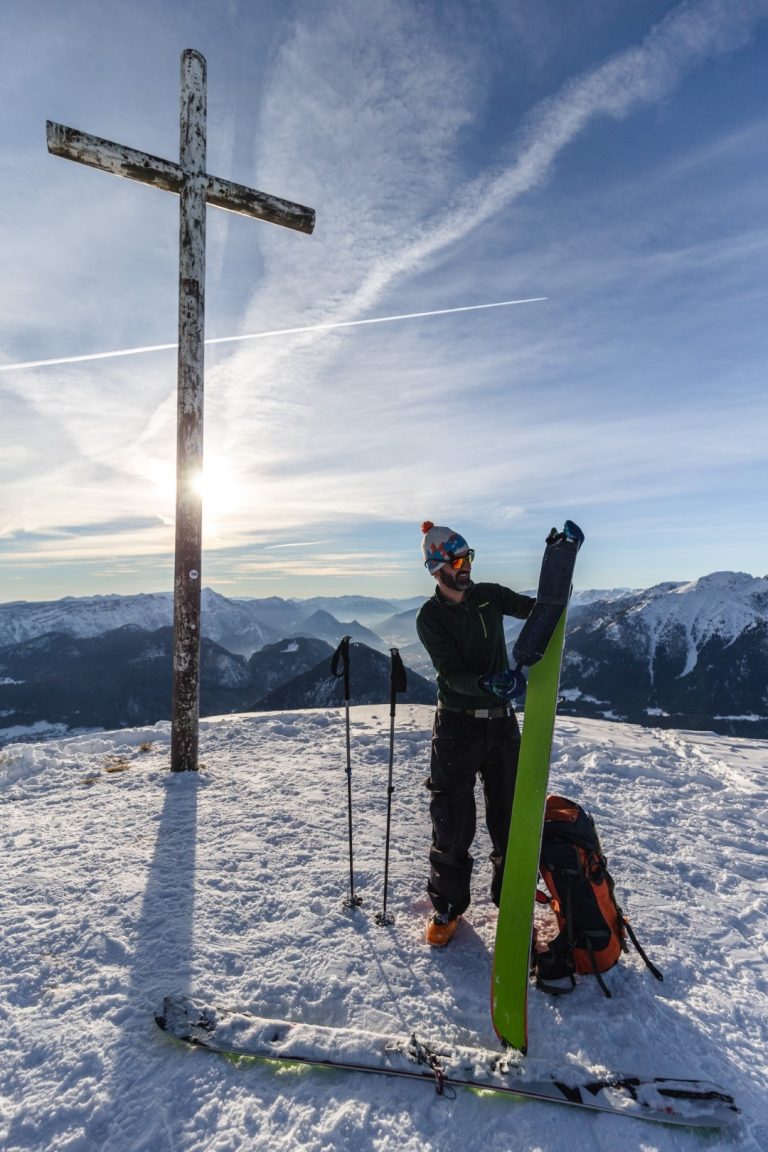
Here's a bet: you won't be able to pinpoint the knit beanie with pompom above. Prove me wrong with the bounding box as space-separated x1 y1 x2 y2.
421 520 470 574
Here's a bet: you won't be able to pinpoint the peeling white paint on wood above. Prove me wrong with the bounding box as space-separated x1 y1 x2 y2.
45 124 315 233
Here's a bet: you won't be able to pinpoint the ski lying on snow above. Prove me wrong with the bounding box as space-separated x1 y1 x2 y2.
155 995 738 1129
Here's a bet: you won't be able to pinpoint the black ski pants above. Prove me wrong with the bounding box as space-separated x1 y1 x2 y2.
426 707 521 918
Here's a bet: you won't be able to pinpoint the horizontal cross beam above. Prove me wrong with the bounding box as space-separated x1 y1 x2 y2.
46 120 315 235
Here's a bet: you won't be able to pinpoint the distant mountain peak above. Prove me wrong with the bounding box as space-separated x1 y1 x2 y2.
563 570 768 736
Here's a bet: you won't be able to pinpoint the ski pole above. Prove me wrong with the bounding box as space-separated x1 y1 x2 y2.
331 636 362 909
375 648 407 926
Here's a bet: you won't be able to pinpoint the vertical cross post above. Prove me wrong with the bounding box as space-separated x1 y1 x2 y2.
46 49 315 773
172 50 207 772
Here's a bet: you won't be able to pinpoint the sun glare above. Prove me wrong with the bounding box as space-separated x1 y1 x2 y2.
193 461 241 525
150 458 243 530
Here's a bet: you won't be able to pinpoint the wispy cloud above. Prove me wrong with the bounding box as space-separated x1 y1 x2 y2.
0 516 166 543
201 0 768 526
2 0 767 597
251 0 768 329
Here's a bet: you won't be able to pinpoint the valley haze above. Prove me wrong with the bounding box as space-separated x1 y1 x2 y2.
1 570 767 744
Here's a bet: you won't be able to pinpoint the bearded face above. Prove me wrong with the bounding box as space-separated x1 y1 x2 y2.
437 560 472 594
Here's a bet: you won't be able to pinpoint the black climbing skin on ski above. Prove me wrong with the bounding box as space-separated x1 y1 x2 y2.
155 995 739 1129
512 521 583 669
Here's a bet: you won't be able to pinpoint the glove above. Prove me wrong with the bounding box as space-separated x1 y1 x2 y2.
545 520 585 549
481 667 527 701
563 520 585 548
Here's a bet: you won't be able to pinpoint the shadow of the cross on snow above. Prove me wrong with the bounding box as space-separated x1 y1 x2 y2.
127 771 200 993
99 769 200 1139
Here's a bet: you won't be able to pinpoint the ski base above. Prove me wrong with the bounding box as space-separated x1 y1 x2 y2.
492 523 582 1050
156 995 738 1129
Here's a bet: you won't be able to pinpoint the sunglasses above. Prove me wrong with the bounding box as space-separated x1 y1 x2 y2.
447 549 474 569
424 548 475 571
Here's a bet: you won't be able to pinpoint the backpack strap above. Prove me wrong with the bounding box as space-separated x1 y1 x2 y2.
585 938 613 999
535 965 576 996
621 913 664 982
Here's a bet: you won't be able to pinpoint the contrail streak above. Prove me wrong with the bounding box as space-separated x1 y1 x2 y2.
0 297 546 373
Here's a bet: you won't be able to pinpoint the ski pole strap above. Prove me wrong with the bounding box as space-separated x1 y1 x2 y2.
331 636 351 701
622 915 664 981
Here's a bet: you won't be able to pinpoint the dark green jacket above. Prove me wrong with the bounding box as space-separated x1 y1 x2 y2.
416 582 535 710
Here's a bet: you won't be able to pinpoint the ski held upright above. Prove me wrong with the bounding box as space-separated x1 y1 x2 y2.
491 520 583 1052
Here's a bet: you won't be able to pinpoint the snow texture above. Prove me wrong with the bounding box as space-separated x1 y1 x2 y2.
1 705 766 1151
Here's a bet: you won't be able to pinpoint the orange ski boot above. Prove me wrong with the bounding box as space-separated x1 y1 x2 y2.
425 912 461 947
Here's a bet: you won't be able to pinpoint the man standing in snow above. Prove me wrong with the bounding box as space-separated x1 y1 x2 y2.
416 521 535 947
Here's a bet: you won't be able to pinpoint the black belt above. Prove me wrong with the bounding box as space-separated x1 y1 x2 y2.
437 703 509 719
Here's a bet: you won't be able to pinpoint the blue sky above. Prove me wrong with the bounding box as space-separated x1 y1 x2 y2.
1 0 767 603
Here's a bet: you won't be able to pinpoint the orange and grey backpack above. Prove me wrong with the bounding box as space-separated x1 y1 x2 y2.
534 795 663 997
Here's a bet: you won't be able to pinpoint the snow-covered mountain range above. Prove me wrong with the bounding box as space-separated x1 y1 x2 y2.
1 572 766 743
574 573 768 678
0 590 420 657
560 572 768 736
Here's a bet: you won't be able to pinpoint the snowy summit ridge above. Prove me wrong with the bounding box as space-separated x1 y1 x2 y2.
559 571 768 735
621 571 768 677
0 708 765 1149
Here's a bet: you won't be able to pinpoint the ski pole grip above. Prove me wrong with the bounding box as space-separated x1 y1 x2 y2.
390 649 407 699
331 635 351 701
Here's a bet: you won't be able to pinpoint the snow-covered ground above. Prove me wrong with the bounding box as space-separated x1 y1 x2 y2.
1 706 766 1151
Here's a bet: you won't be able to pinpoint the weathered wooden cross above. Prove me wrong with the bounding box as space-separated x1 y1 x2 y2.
48 49 315 772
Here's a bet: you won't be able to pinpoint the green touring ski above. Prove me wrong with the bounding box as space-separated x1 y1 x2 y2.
492 521 583 1052
156 994 738 1128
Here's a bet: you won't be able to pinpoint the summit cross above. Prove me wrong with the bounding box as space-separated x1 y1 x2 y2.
48 49 315 771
